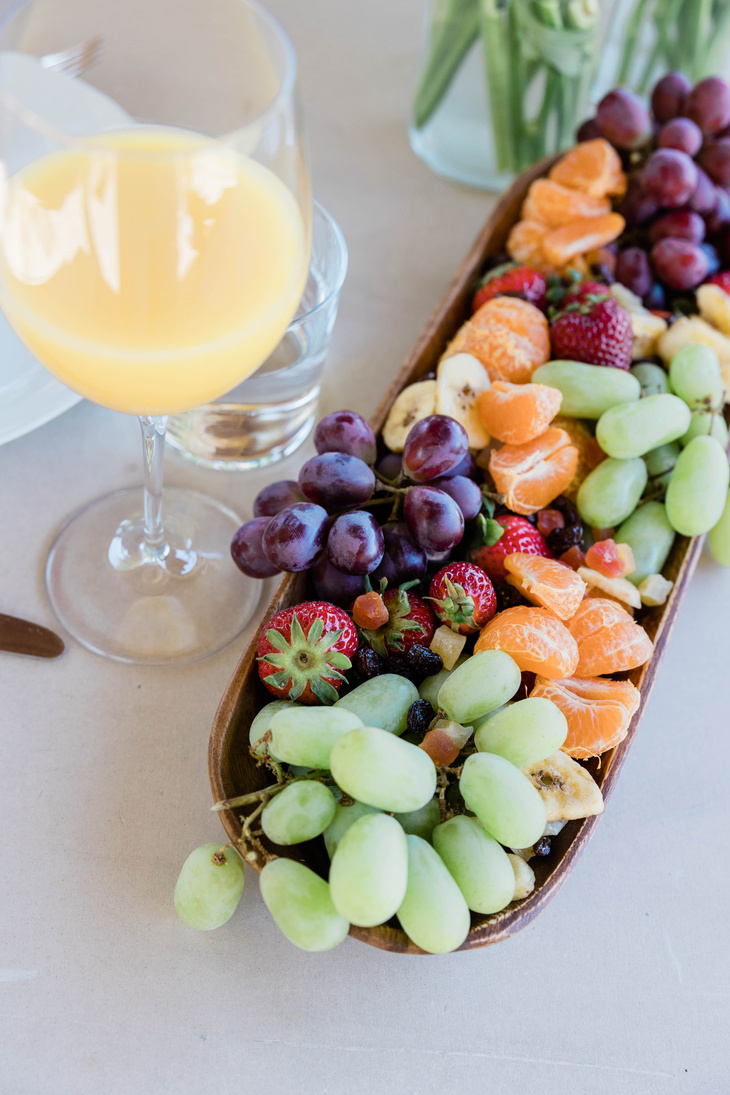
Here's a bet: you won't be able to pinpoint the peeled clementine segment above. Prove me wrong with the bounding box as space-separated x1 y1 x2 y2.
477 381 563 445
552 415 605 496
503 553 587 620
447 298 550 384
474 605 579 679
530 674 640 759
489 427 579 516
506 219 558 275
522 178 611 228
548 138 626 199
583 585 634 616
542 213 626 268
566 597 653 678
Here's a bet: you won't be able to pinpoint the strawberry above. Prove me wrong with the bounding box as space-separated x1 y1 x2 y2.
550 291 633 371
707 270 730 294
472 263 547 313
468 514 552 582
257 601 358 705
359 583 436 658
428 562 497 635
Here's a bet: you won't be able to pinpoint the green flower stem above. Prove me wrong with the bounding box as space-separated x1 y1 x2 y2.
413 0 480 128
616 0 653 84
479 0 514 173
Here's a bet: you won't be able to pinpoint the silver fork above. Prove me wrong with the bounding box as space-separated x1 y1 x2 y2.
38 36 102 79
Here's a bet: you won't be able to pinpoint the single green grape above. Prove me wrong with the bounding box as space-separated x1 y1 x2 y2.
577 457 647 528
174 844 245 931
269 706 363 769
680 412 729 448
433 815 515 914
596 394 690 459
644 442 680 494
248 699 290 758
259 858 349 952
329 725 437 813
418 656 467 708
324 800 380 859
668 344 724 411
665 435 730 536
460 752 546 849
393 798 441 843
630 362 669 398
531 360 640 418
396 835 471 954
708 487 730 565
474 697 567 767
616 502 675 585
329 813 408 927
334 674 418 736
437 650 521 725
260 779 337 845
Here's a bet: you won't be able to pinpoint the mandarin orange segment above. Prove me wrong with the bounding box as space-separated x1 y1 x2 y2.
522 178 611 229
503 553 587 621
489 427 579 516
474 605 579 679
542 213 626 268
548 138 626 198
552 415 605 496
447 298 550 385
566 597 653 678
477 381 562 445
472 296 550 349
506 219 558 275
583 585 635 616
530 674 640 759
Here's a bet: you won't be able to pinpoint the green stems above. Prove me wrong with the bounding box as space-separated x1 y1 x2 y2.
413 0 480 128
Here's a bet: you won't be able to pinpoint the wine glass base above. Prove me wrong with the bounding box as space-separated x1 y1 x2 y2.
46 487 260 666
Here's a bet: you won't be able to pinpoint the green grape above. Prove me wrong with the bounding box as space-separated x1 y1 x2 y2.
437 650 521 725
596 394 691 460
666 436 730 536
335 674 418 736
630 362 669 398
433 815 515 914
259 858 349 952
616 501 676 585
394 798 441 843
708 487 730 565
248 699 290 758
577 457 647 528
644 442 680 494
269 706 363 769
261 779 337 845
396 835 471 954
473 697 567 767
324 800 380 859
472 704 509 731
174 844 245 931
531 360 640 418
329 813 408 927
418 656 467 708
668 344 724 411
681 412 729 448
459 752 547 848
329 726 437 813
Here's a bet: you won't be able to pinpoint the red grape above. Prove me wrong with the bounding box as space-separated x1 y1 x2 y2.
596 88 652 149
689 166 718 214
375 452 402 482
657 116 702 156
299 452 375 508
402 415 469 482
576 118 602 142
651 72 692 122
650 238 709 289
372 522 427 586
312 554 364 607
648 210 705 244
615 175 659 226
642 149 698 207
231 518 281 578
404 486 464 553
706 188 730 234
644 282 667 310
698 138 730 187
326 511 384 576
444 449 478 479
616 247 653 297
253 479 304 518
686 77 730 135
262 502 329 572
430 474 482 520
314 410 377 465
701 242 721 276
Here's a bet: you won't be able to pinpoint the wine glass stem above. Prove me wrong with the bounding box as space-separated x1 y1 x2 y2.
139 414 168 558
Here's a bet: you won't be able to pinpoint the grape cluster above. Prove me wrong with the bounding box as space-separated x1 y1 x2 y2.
582 75 730 298
231 409 485 605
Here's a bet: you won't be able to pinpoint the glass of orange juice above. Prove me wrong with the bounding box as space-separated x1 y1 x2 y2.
0 0 312 664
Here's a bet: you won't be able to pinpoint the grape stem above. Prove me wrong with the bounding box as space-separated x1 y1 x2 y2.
212 768 334 812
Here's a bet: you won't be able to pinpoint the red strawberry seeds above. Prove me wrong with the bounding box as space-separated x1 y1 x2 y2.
257 601 358 704
550 292 633 370
473 263 547 313
359 585 437 658
428 562 497 635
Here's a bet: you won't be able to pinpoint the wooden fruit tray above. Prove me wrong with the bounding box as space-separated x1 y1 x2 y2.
208 157 705 953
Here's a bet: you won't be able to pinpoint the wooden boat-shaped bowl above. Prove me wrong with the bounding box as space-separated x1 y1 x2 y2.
209 157 706 953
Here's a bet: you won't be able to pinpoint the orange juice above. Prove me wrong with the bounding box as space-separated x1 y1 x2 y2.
0 127 309 415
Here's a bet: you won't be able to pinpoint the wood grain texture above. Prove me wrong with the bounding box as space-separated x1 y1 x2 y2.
209 156 705 954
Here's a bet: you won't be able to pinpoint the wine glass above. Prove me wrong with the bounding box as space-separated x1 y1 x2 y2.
0 0 311 664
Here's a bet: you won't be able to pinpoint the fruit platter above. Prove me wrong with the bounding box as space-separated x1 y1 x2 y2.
202 74 730 955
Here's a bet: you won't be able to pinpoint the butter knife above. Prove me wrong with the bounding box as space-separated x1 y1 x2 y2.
0 613 65 658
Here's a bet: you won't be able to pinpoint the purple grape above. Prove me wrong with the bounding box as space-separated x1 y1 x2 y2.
402 415 469 482
689 167 718 214
651 72 692 123
701 242 721 276
261 502 329 572
230 517 281 579
313 410 377 465
644 281 667 309
375 452 402 482
312 553 364 607
596 88 652 149
642 149 698 207
615 175 658 227
404 486 464 554
371 522 427 586
648 210 705 244
686 77 730 135
706 188 730 235
657 116 703 156
615 247 653 297
326 511 384 576
443 449 478 479
430 474 482 520
651 238 709 289
299 452 375 508
253 479 304 518
576 117 602 142
698 139 730 187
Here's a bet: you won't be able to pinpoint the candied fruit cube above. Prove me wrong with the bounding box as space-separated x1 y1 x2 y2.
430 624 467 670
638 574 674 607
419 720 473 767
